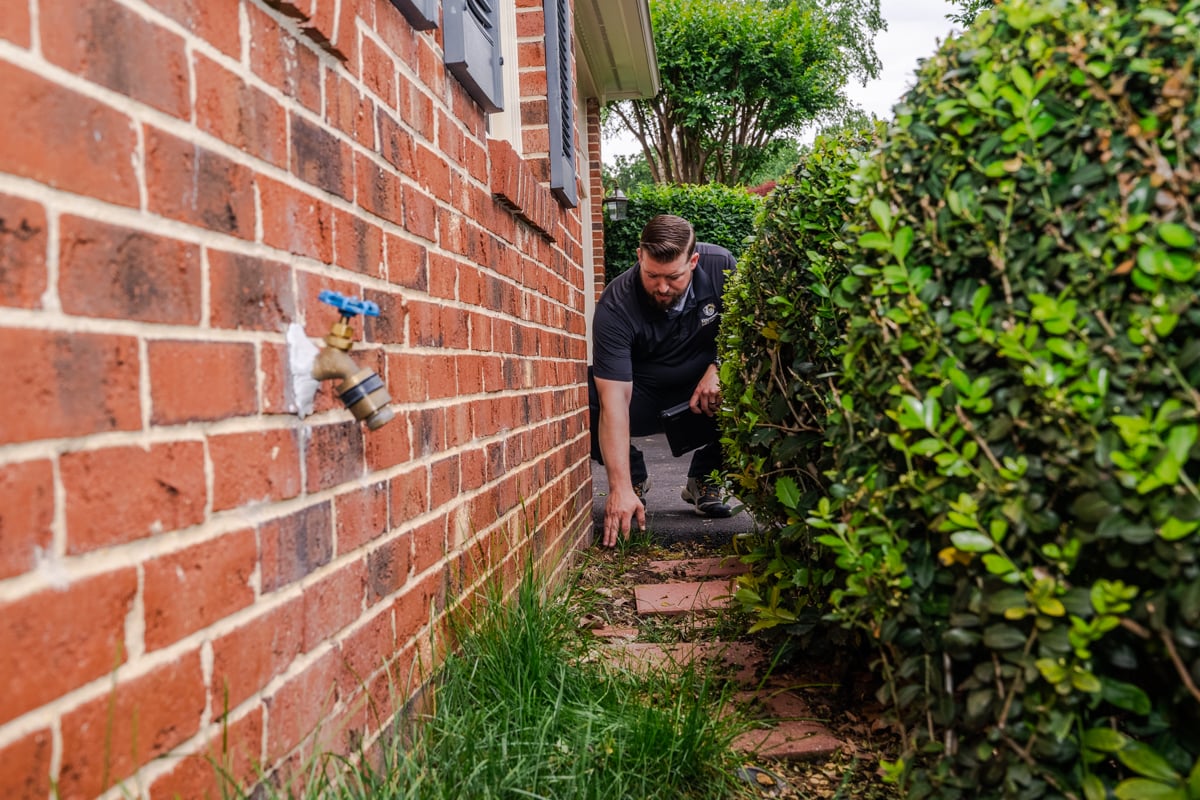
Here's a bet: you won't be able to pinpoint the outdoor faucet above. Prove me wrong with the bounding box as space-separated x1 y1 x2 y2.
312 290 395 431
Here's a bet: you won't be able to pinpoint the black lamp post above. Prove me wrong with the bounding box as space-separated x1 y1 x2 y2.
603 187 628 221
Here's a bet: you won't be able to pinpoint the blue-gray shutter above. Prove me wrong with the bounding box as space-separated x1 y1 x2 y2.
445 0 503 113
388 0 438 30
544 0 577 207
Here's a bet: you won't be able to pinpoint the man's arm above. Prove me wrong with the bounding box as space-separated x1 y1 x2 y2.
594 376 646 547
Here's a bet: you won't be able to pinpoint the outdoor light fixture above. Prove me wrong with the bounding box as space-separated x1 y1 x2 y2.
603 187 628 221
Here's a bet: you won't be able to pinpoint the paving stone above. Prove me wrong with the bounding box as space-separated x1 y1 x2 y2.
634 579 733 615
600 641 764 686
731 685 842 761
646 557 749 579
733 725 842 761
590 626 639 641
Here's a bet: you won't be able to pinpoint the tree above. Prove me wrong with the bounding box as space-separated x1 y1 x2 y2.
607 0 883 186
947 0 993 26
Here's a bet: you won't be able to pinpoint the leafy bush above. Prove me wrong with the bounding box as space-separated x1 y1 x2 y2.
719 128 875 634
603 183 760 281
815 1 1200 797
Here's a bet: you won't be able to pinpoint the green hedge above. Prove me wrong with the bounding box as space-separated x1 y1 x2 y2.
720 128 874 635
723 0 1200 797
603 183 761 281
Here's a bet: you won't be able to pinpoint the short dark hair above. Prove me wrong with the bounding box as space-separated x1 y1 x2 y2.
639 214 696 262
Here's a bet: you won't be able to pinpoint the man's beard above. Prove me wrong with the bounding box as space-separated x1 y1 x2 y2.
650 290 682 310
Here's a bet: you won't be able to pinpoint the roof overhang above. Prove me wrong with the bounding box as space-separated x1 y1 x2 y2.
574 0 660 103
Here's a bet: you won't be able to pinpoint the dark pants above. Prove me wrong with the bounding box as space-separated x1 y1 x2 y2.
587 367 723 485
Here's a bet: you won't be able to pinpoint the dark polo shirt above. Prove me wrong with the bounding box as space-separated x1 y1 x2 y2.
592 242 735 395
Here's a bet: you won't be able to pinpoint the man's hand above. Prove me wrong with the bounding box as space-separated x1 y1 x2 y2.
602 486 645 547
689 363 721 417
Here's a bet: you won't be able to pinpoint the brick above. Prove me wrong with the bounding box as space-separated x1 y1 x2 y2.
410 515 445 575
364 409 412 471
59 653 206 800
333 209 385 277
208 249 296 332
143 529 257 651
305 421 365 492
0 62 137 207
429 454 461 509
0 569 137 725
291 113 353 200
394 568 441 641
0 1 30 46
336 606 395 691
326 69 375 150
194 53 287 170
355 152 402 225
385 233 428 290
248 4 321 113
403 184 437 242
302 558 366 651
377 109 414 173
210 429 302 511
360 34 396 108
366 532 411 603
145 127 256 240
62 441 206 553
144 0 241 58
148 708 263 800
40 0 189 117
148 340 257 424
335 481 390 553
59 215 201 324
0 728 52 799
260 502 333 593
0 328 140 444
388 467 429 528
211 598 304 711
0 459 54 580
362 288 406 344
0 194 46 309
259 176 334 264
264 648 341 763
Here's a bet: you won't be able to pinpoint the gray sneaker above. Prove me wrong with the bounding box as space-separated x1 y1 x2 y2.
681 477 731 518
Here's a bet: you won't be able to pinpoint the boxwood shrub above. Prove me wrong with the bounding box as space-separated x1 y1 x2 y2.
815 0 1200 797
719 128 875 635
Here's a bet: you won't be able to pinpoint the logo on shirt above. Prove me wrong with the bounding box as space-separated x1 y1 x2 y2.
700 303 718 325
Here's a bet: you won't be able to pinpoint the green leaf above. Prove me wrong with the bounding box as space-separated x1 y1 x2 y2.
774 476 801 511
1082 774 1105 800
892 226 914 262
1114 778 1185 800
858 231 892 250
1083 727 1128 752
1158 223 1196 249
1119 742 1181 782
983 624 1027 650
1101 678 1152 715
951 531 994 552
1011 63 1034 97
870 199 893 234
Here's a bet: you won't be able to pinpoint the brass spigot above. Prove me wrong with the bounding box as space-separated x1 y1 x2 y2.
313 291 395 431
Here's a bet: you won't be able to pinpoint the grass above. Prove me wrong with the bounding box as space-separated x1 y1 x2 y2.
243 552 752 800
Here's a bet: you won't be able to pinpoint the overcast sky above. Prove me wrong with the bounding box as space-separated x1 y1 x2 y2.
602 0 962 162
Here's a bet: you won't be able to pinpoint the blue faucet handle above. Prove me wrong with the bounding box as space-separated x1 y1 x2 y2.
319 290 380 318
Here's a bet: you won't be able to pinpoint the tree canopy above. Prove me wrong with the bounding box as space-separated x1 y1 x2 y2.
607 0 883 186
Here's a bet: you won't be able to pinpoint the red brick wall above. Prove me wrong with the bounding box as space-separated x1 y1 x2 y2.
0 0 593 796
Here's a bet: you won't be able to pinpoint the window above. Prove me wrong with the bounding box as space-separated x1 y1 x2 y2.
544 0 576 207
445 0 503 112
388 0 438 30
